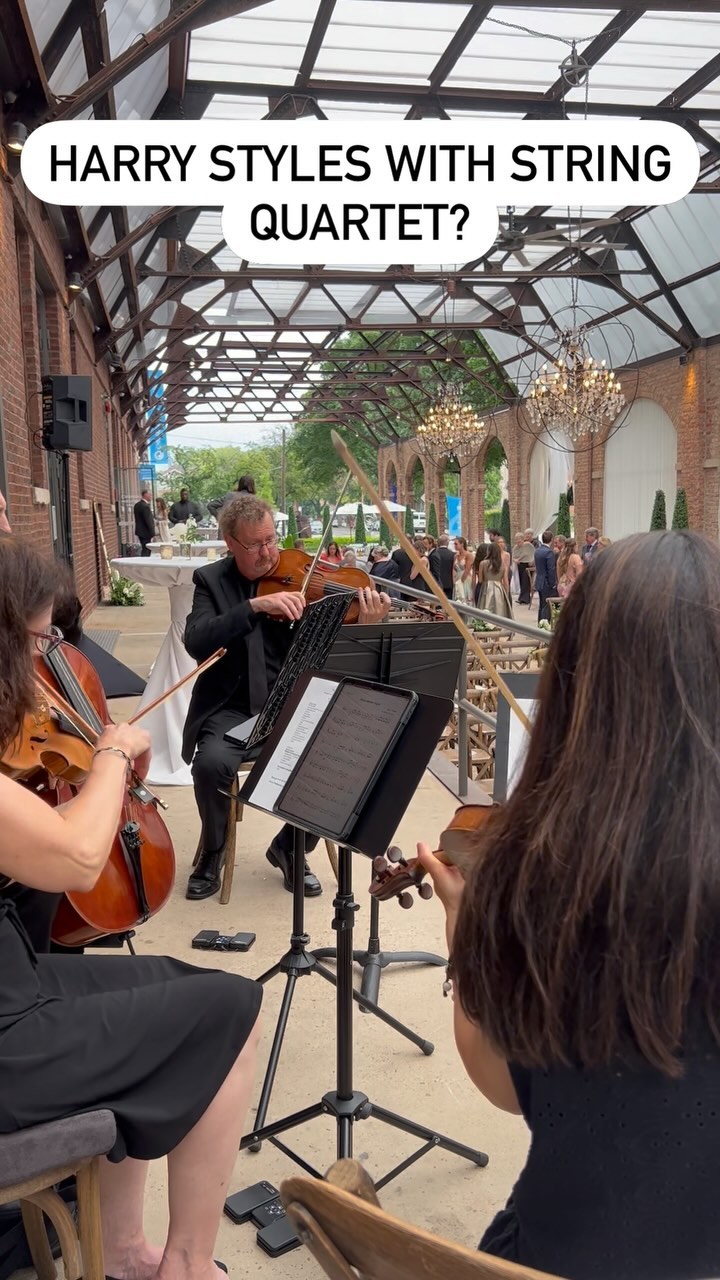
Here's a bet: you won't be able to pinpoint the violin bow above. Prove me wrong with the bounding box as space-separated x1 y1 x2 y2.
300 469 352 600
128 647 226 725
330 432 532 733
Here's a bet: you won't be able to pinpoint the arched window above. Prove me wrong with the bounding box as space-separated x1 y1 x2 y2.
603 400 677 539
529 430 573 535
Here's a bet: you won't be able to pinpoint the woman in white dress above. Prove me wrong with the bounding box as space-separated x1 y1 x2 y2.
155 497 171 543
453 537 474 603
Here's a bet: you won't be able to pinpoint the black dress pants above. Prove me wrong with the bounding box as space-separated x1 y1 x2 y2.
191 706 319 857
537 588 552 624
517 562 530 604
139 539 151 557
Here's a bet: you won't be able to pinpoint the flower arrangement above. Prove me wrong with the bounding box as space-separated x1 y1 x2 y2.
110 575 144 606
182 516 202 544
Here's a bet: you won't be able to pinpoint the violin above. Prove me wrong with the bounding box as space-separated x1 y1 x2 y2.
257 547 442 623
257 548 372 623
369 803 499 908
2 643 176 947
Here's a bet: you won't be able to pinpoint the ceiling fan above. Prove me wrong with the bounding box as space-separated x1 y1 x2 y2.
493 207 628 266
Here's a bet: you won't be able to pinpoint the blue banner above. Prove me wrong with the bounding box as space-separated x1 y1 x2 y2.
147 368 168 466
446 495 462 538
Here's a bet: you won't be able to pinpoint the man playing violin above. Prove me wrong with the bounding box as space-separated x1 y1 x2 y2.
182 493 392 901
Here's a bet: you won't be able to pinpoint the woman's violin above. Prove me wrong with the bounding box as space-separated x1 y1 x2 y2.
369 803 499 908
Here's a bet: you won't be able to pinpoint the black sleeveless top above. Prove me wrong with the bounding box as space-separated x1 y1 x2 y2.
481 1011 720 1280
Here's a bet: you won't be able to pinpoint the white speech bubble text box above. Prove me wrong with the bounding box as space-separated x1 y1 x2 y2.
21 119 699 265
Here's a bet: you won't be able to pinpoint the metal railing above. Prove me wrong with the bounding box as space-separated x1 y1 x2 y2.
389 579 548 798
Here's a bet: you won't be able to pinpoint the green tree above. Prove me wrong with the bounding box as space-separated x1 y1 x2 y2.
285 506 298 548
404 505 415 536
428 502 439 538
671 488 689 529
355 504 367 542
290 329 511 497
322 503 331 536
500 498 511 546
650 490 667 531
483 439 505 511
556 492 571 537
379 517 391 548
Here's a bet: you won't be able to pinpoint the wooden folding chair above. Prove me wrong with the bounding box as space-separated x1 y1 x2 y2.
281 1158 567 1280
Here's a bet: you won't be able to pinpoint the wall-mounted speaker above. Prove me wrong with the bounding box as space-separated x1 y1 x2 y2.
41 375 92 452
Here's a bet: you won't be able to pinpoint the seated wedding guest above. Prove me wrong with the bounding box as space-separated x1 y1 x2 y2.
182 494 391 901
340 549 357 568
320 540 343 566
0 535 261 1280
369 545 401 597
420 530 720 1280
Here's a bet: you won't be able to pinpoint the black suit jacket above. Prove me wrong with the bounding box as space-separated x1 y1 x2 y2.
534 544 557 593
134 500 155 541
435 546 455 593
181 556 290 763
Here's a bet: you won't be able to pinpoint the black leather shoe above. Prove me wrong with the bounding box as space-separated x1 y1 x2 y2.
186 849 224 900
266 841 322 896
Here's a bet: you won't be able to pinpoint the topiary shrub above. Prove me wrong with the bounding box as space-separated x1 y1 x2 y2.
671 488 689 530
650 490 667 531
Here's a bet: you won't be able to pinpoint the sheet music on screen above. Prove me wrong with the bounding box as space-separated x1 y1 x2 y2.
277 681 416 840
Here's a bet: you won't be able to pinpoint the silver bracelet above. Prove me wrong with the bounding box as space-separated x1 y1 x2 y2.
93 746 132 771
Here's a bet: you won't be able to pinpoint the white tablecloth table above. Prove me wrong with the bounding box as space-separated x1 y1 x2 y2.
148 540 227 553
111 556 213 786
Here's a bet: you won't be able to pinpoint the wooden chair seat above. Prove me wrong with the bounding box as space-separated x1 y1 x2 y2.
0 1110 116 1279
281 1158 566 1280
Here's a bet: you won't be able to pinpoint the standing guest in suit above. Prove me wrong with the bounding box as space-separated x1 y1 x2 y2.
515 531 536 605
581 527 600 565
391 542 414 588
182 494 391 902
133 490 155 556
534 530 557 623
369 545 401 598
169 488 203 526
433 534 456 594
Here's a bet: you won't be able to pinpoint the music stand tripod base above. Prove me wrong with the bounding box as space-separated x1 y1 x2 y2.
229 833 487 1198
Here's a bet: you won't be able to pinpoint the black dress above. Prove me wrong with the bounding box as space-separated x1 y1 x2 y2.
0 897 262 1162
480 1014 720 1280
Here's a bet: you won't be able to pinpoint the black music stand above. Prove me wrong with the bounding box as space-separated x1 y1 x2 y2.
231 670 487 1197
317 622 465 1006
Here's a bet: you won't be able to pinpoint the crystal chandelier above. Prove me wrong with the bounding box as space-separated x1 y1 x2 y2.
416 382 488 467
526 326 626 445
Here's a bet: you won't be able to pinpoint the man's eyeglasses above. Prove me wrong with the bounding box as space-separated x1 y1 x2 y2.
231 534 279 555
29 625 63 656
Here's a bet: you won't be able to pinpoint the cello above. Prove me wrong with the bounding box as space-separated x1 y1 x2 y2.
31 639 176 947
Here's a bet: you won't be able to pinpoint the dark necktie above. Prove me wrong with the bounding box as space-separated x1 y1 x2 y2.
247 587 269 715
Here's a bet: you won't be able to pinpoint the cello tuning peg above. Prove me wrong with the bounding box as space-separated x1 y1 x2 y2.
398 891 414 910
387 846 406 865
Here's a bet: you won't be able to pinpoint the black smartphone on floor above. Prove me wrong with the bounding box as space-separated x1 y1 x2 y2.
224 1181 278 1224
256 1215 300 1257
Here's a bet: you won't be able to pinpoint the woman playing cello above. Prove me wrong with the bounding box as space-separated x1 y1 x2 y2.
0 535 261 1280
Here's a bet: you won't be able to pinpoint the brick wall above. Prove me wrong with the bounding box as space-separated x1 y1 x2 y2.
0 169 138 611
379 348 720 542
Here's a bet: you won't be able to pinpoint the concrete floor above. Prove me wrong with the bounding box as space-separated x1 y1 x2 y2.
64 585 530 1277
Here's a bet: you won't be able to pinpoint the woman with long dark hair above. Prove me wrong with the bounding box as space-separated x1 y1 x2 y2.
420 531 720 1280
0 537 261 1280
475 541 513 619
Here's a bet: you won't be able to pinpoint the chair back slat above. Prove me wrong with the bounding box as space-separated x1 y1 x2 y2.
281 1168 567 1280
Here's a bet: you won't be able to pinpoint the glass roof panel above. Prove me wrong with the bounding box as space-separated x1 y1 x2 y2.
104 0 171 57
673 270 720 338
633 196 720 283
314 0 458 83
48 28 87 96
448 7 613 91
565 13 720 106
23 0 63 50
114 48 169 120
188 0 318 83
